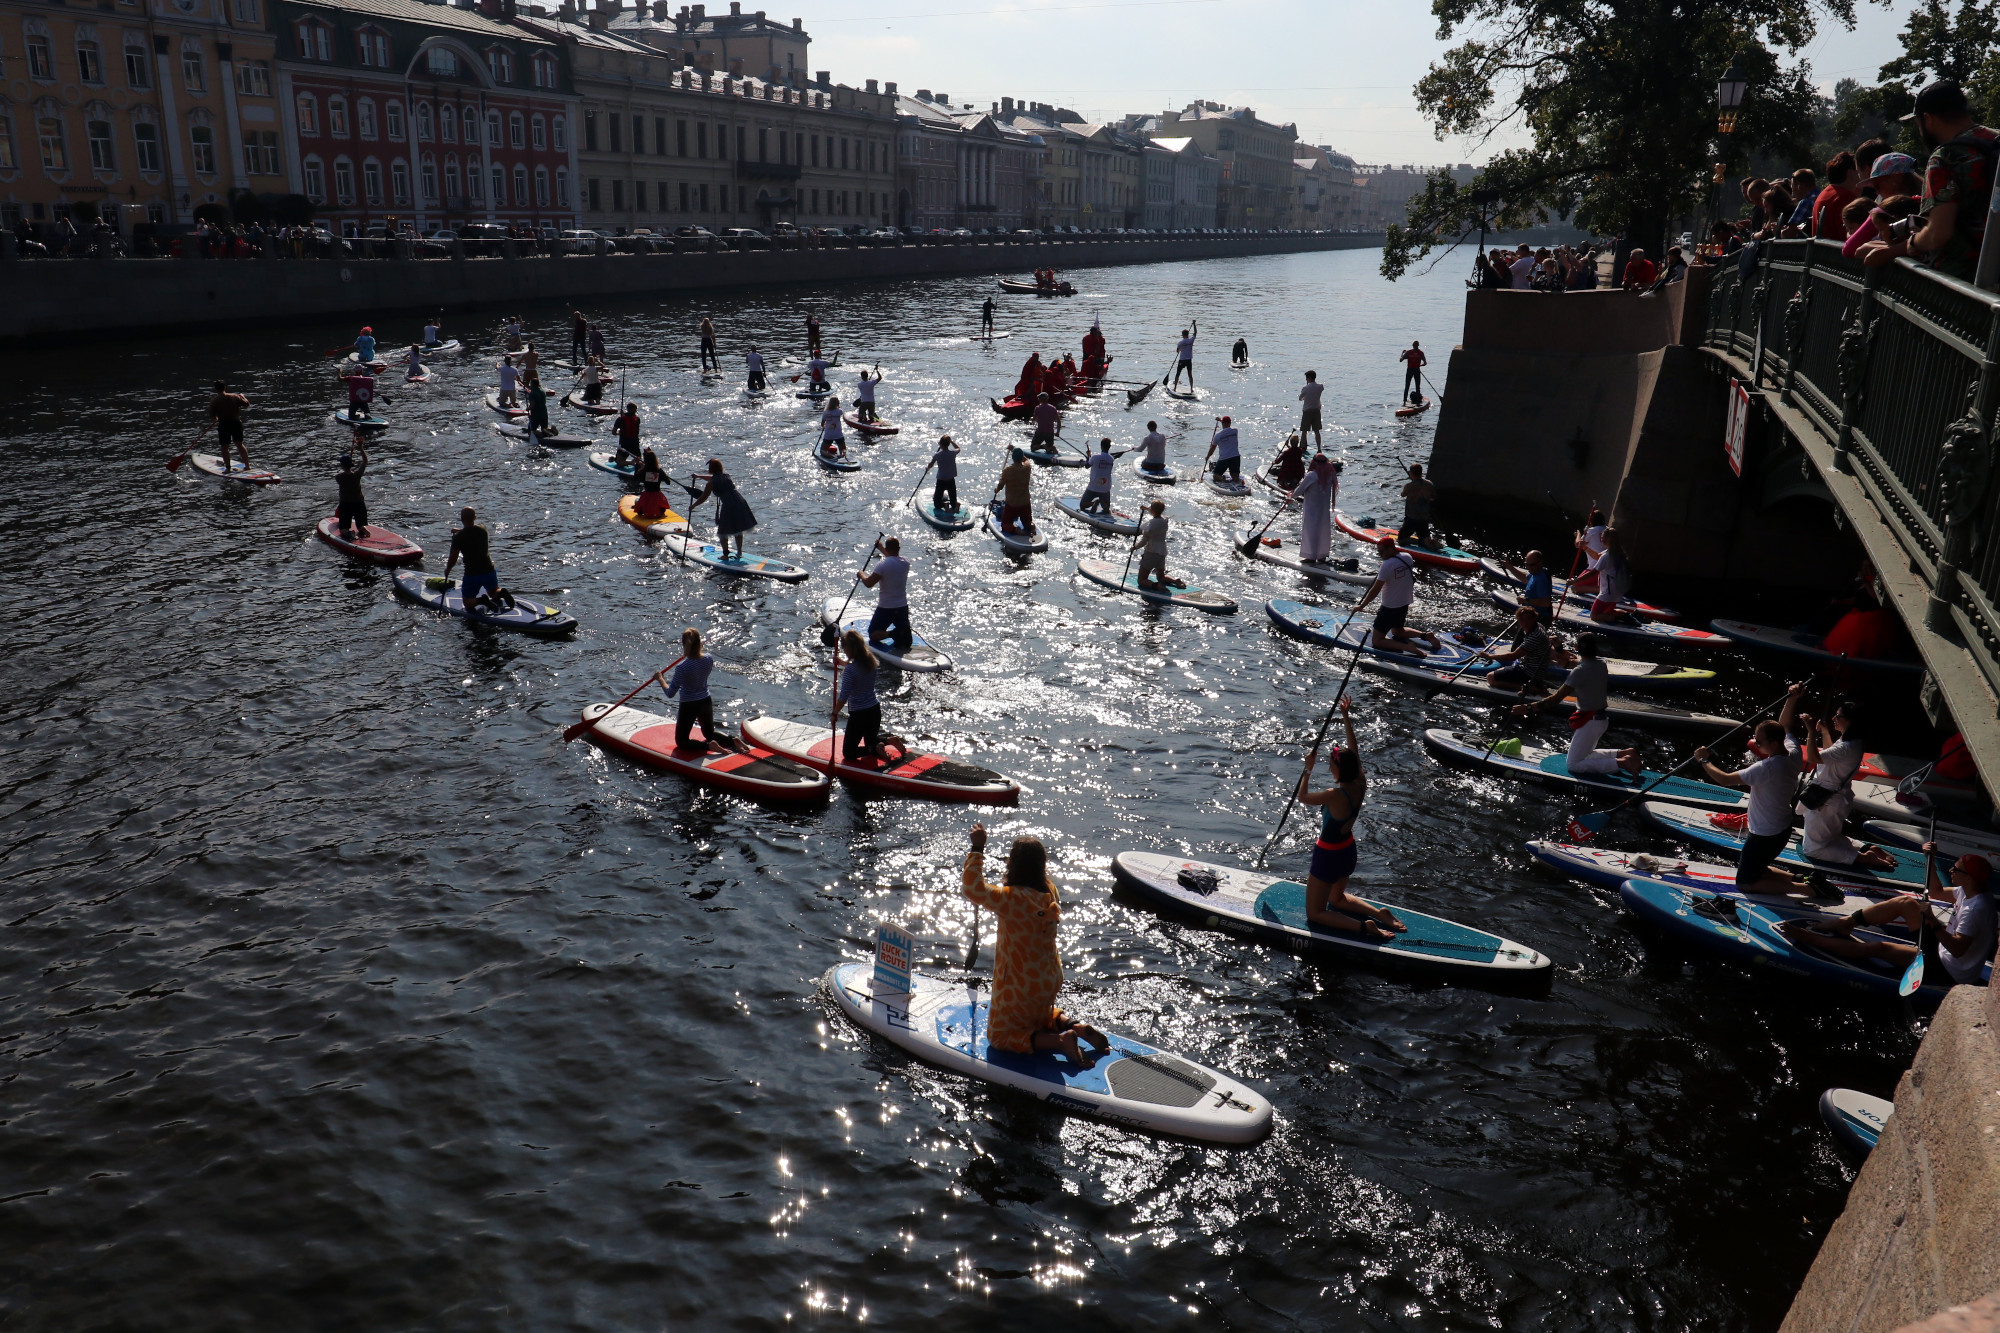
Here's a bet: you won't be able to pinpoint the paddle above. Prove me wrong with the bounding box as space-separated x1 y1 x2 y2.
1423 621 1521 701
1254 601 1369 868
323 343 356 358
822 530 884 646
165 424 210 472
904 458 940 514
1899 806 1941 997
1236 474 1298 557
561 659 679 742
1422 369 1446 403
1563 683 1800 841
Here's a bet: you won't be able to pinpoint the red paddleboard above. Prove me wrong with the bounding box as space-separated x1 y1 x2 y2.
578 704 830 807
315 516 423 564
1333 511 1480 573
741 716 1020 804
845 415 899 436
1395 399 1431 418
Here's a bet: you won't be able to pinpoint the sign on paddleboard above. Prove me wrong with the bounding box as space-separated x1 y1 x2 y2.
873 926 914 995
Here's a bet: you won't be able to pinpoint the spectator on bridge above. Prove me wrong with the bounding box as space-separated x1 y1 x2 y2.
1786 168 1820 230
1905 80 1999 282
1858 195 1923 268
1741 176 1770 219
1812 152 1861 239
1508 243 1537 289
1620 247 1658 289
1843 153 1922 257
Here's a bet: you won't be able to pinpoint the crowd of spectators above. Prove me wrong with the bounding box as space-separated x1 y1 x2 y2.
1474 242 1604 292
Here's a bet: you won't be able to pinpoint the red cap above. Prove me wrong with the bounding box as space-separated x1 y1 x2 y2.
1956 854 1993 886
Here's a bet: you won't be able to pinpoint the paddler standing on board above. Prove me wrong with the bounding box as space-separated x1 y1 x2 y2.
1399 340 1427 404
526 376 552 439
854 367 883 423
1295 454 1339 562
981 296 997 338
961 821 1112 1066
1030 394 1062 456
1353 537 1441 657
497 356 521 408
931 435 962 514
1298 370 1325 450
1400 464 1437 549
745 345 767 392
338 363 376 424
521 342 540 384
569 309 588 363
334 435 370 539
698 315 719 372
805 312 824 355
1171 320 1198 391
613 403 642 468
856 535 913 653
685 458 757 559
995 447 1038 539
1079 438 1117 514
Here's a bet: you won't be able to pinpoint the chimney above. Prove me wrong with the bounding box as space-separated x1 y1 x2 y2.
916 89 929 101
815 69 829 89
729 1 739 12
754 7 764 17
1001 96 1012 114
791 15 800 28
865 78 876 94
651 0 667 16
559 0 575 17
586 5 605 26
689 2 703 17
883 80 894 95
477 0 500 14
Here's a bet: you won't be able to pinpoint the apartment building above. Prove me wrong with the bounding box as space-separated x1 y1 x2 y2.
0 0 281 234
608 0 806 85
1142 134 1218 229
1144 101 1298 228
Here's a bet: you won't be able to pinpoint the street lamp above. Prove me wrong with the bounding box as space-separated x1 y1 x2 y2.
1717 52 1750 134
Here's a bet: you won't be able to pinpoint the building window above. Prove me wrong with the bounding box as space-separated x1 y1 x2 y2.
486 111 500 146
416 103 433 141
76 35 104 85
695 122 704 158
632 114 643 157
86 116 114 171
535 165 548 206
357 99 377 140
530 115 545 150
362 159 382 204
609 114 619 153
678 181 686 210
612 178 622 211
124 37 151 88
485 48 512 83
391 159 410 205
513 164 526 205
245 129 279 174
303 156 324 201
296 19 332 62
190 124 216 174
36 113 67 171
27 34 54 81
490 163 503 203
532 53 555 89
445 156 460 198
181 44 205 92
675 119 685 156
810 134 817 167
0 111 16 172
551 114 565 150
421 155 437 201
586 177 599 210
386 101 404 140
509 112 523 148
234 60 270 96
329 98 348 137
296 93 318 136
427 47 459 76
232 0 259 22
555 167 568 206
133 120 161 172
466 157 482 200
333 157 353 203
582 108 596 152
356 28 389 68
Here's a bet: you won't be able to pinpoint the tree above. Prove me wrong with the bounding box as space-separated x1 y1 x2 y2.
1381 0 1853 280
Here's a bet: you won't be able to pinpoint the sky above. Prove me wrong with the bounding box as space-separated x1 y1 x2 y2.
800 0 1918 165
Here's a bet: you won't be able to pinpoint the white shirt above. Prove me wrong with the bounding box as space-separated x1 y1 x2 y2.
856 376 877 403
1582 524 1608 568
1211 426 1239 460
1298 382 1324 409
1142 430 1167 466
807 357 829 379
873 554 910 609
1377 551 1418 610
1086 450 1116 490
1175 335 1194 360
1139 513 1169 554
583 365 603 386
745 351 764 373
820 406 844 437
1944 887 1996 983
1509 255 1537 288
1807 736 1863 793
422 323 440 345
1739 737 1803 838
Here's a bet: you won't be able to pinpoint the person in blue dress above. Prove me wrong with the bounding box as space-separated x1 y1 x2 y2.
686 458 757 559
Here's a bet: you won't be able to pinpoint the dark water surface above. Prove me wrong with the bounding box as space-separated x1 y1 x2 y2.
1 251 1912 1331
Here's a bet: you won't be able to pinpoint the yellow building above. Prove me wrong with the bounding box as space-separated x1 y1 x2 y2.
0 0 282 237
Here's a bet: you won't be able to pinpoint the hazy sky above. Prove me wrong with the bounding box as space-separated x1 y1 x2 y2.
801 0 1915 164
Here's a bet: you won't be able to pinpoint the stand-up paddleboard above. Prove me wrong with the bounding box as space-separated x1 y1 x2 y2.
1110 852 1550 988
588 451 637 480
1027 449 1088 469
659 533 810 582
1421 729 1746 812
402 367 435 385
331 407 390 430
561 392 619 416
1488 588 1732 653
1054 496 1140 535
823 962 1269 1143
1861 818 2000 860
984 501 1048 553
1134 461 1178 485
391 571 577 637
1077 558 1237 612
186 453 282 486
617 494 688 537
1525 840 1899 921
1394 398 1431 418
1164 387 1199 401
975 329 1013 339
1333 511 1479 572
1478 557 1679 622
1250 469 1298 500
414 339 464 357
1205 474 1253 498
819 597 952 672
743 716 1019 803
1820 1088 1894 1156
1708 619 1924 675
1859 751 1985 808
484 391 529 418
492 422 594 449
796 384 833 399
814 441 862 473
577 704 830 807
314 516 422 565
1640 800 1928 889
1356 657 1739 733
846 415 899 436
1617 876 1960 1009
913 495 976 532
345 353 388 371
1246 540 1372 586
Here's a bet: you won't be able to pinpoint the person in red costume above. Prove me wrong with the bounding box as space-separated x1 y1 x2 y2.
1081 319 1107 378
1820 589 1905 663
1043 355 1070 397
1013 352 1043 404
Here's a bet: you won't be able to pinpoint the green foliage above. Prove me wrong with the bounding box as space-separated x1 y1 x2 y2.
1383 0 1855 280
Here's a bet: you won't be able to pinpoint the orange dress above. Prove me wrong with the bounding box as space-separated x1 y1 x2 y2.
962 851 1065 1054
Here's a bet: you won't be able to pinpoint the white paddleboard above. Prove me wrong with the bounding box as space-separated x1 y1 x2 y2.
1205 474 1252 497
983 502 1048 553
1077 558 1237 612
659 534 809 583
824 963 1272 1144
1054 495 1140 535
185 453 281 486
1134 461 1177 485
1248 539 1372 585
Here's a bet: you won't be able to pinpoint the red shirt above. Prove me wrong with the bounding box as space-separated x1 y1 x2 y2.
1622 258 1658 288
1812 184 1859 240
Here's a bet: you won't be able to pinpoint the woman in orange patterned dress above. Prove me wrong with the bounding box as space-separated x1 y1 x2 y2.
961 823 1109 1066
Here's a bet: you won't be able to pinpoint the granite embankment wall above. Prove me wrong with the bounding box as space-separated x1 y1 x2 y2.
0 232 1378 346
1781 983 2000 1333
1427 269 1861 592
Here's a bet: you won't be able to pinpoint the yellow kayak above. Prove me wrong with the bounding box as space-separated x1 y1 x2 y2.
618 494 687 537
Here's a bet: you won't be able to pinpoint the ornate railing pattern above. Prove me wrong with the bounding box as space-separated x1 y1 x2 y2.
1702 240 2000 706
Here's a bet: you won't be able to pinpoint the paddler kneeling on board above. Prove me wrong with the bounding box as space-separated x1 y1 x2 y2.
1030 394 1061 455
633 448 674 523
665 628 718 751
1271 432 1308 491
962 822 1112 1066
1479 604 1553 695
1131 500 1184 591
1511 634 1641 778
745 345 767 392
685 458 757 560
819 399 849 461
1140 421 1169 475
404 343 425 382
1298 696 1406 940
445 507 514 613
1353 538 1439 657
579 358 609 405
806 353 832 395
994 448 1038 539
334 436 371 539
1205 416 1243 484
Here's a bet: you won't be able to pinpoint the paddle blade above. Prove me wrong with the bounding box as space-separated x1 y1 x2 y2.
1899 951 1925 998
165 453 187 472
560 716 597 744
1567 812 1608 842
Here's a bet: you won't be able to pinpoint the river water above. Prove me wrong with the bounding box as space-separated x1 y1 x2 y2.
0 249 1912 1331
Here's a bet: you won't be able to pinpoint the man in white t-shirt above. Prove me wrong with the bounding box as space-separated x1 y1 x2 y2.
1779 841 1997 988
1080 438 1117 513
854 367 882 422
858 536 913 652
497 357 520 407
1353 537 1442 656
1509 244 1537 289
1139 421 1169 475
1171 320 1197 390
1205 416 1242 483
1298 370 1325 449
1693 684 1815 895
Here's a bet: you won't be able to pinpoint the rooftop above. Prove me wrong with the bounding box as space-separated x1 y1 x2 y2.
292 0 556 42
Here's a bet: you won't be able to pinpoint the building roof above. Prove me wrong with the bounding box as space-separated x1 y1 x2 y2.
897 93 964 131
609 3 807 43
513 8 656 51
292 0 554 43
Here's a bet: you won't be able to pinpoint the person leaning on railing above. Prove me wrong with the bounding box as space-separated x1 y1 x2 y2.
1857 80 1999 282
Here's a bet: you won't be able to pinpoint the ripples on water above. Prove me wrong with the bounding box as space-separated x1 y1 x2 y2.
0 251 1914 1330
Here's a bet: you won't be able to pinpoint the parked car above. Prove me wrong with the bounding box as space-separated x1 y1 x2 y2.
557 229 604 253
720 227 770 249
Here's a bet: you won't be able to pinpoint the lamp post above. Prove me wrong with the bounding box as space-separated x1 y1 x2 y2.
1711 53 1750 249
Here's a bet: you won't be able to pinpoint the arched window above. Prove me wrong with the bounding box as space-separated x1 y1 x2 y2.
385 100 404 140
426 46 458 76
461 107 477 143
132 112 162 174
530 115 545 150
438 105 455 143
24 21 53 82
332 156 353 203
444 155 460 200
75 27 104 84
362 157 382 204
189 112 216 175
489 163 503 203
390 158 409 205
465 155 482 201
35 100 67 173
355 26 389 68
328 96 348 138
302 154 325 202
0 106 18 175
551 114 565 151
124 34 150 88
180 39 205 92
85 107 114 172
532 53 556 89
356 98 376 139
508 111 523 148
555 166 568 207
512 163 526 204
295 92 318 136
534 165 548 206
485 47 513 83
420 154 437 202
486 110 500 146
295 18 332 61
415 103 433 141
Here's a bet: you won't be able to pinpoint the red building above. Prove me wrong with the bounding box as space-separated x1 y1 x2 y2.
273 0 580 235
